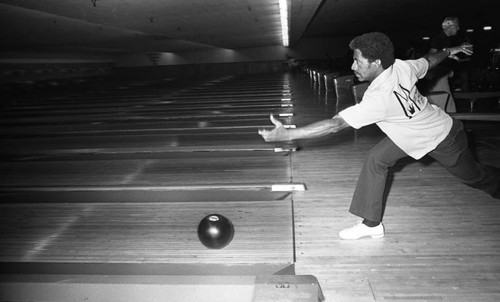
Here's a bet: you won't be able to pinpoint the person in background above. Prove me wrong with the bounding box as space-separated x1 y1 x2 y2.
259 32 498 240
426 16 472 112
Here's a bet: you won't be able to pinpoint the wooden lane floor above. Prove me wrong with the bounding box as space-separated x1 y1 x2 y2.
3 75 290 107
0 73 300 276
0 93 292 124
1 74 293 146
0 150 293 203
1 73 298 198
1 117 284 138
1 88 291 115
0 200 294 265
1 98 290 120
0 124 297 156
1 76 293 136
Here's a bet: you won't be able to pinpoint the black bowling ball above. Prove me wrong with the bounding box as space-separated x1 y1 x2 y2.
197 214 234 249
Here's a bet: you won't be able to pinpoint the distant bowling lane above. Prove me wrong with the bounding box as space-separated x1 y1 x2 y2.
1 73 298 203
0 150 293 202
0 127 289 155
1 74 294 153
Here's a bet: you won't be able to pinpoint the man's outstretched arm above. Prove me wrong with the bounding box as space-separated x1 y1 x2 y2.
424 44 473 69
258 114 351 142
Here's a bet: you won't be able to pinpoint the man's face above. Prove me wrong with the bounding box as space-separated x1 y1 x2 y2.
351 49 379 82
449 22 460 36
444 20 460 36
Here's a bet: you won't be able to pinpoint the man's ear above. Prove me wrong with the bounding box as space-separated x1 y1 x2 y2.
370 59 381 68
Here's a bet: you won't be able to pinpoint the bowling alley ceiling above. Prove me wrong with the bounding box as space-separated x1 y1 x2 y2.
0 0 497 54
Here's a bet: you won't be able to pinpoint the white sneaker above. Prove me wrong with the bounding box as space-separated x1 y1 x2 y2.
339 221 384 240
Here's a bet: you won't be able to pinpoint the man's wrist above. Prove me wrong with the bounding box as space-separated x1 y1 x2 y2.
442 48 451 56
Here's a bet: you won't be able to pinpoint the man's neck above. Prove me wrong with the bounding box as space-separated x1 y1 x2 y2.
367 66 386 83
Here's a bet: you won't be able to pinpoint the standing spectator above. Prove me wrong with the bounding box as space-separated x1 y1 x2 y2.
426 16 472 112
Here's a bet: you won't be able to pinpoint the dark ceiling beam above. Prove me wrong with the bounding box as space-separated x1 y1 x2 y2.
289 0 324 47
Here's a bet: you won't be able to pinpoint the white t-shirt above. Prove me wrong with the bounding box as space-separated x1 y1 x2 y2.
339 58 453 159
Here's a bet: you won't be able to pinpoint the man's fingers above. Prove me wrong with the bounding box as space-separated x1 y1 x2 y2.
258 115 283 140
460 44 474 56
270 114 283 127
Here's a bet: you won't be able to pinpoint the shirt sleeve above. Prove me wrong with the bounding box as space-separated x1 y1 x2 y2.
406 58 429 79
338 89 386 129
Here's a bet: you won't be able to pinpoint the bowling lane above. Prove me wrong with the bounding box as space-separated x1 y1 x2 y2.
0 200 294 264
0 150 293 202
0 117 282 138
1 73 299 272
3 76 290 110
1 91 293 131
1 105 292 126
1 74 298 203
1 92 289 118
1 151 291 187
1 129 297 156
2 74 295 155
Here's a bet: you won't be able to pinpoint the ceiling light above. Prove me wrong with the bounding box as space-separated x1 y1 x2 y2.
483 26 492 31
279 0 289 47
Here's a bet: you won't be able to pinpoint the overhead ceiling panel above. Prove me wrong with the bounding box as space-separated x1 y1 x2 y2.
0 0 287 53
0 0 497 55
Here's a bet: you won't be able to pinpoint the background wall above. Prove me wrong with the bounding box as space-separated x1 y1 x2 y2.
0 36 357 84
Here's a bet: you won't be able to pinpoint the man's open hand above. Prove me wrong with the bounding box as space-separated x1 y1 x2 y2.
258 115 290 142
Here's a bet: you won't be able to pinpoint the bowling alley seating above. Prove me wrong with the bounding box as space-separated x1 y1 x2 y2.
305 67 340 96
345 80 371 140
312 70 326 92
306 68 314 81
453 91 500 113
316 70 325 91
351 81 370 104
438 91 500 121
332 74 356 114
323 72 340 95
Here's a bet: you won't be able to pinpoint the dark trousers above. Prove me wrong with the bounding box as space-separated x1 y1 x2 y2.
349 119 500 222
